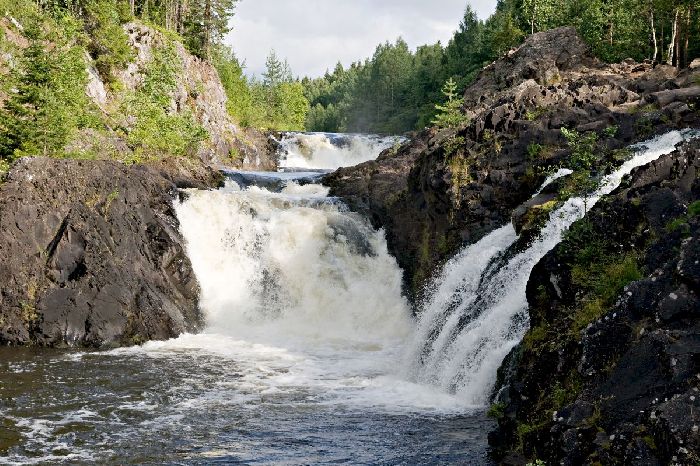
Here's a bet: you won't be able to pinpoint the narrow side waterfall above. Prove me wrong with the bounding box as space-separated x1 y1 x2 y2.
277 132 404 169
406 129 699 406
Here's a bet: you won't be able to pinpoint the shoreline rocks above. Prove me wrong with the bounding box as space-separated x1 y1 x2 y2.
490 137 700 465
0 157 221 347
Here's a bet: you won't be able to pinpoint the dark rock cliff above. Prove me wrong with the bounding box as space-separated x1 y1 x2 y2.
325 27 700 300
0 157 221 347
490 138 700 465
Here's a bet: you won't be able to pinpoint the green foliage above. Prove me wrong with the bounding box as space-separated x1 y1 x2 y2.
213 48 308 131
527 143 543 160
564 220 643 333
603 125 619 138
212 45 256 126
488 402 506 419
0 19 97 160
561 128 598 171
121 42 207 159
432 78 468 129
665 200 700 235
525 107 546 121
83 0 133 82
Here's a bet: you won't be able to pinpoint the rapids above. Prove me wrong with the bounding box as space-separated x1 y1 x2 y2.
1 130 695 464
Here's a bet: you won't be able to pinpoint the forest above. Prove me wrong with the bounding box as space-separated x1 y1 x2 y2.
303 0 700 134
0 0 698 160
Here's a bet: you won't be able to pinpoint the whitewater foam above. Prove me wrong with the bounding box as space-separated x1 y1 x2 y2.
278 132 404 169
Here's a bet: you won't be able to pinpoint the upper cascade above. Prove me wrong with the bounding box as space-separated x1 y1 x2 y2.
277 132 404 170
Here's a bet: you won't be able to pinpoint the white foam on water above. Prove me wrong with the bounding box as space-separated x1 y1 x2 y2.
278 132 403 169
154 171 475 414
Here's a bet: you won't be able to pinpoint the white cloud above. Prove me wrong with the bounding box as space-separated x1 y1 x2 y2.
225 0 497 78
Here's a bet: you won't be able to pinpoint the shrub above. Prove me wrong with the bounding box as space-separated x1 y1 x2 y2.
83 0 134 83
121 41 207 159
561 127 598 171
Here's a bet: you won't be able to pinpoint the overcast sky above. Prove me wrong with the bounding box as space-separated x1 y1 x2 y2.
225 1 497 78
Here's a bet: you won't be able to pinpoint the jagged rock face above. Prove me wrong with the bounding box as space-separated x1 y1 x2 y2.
84 22 277 170
0 157 220 347
490 139 700 465
325 27 700 300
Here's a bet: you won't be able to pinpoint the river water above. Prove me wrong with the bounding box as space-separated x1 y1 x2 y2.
0 133 493 465
2 130 694 465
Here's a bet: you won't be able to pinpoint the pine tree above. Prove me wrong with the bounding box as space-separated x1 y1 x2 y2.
431 78 466 129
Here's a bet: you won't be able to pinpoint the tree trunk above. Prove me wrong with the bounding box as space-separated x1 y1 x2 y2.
683 8 691 68
204 0 212 58
650 9 658 62
668 9 678 66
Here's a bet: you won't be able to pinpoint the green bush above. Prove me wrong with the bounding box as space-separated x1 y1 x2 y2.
0 21 98 160
83 0 133 83
121 41 207 159
561 127 598 171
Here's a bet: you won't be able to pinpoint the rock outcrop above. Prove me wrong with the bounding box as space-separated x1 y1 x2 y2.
0 157 221 347
326 27 700 299
490 137 700 465
114 23 277 170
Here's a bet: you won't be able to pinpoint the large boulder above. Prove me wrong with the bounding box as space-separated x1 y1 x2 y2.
0 157 219 347
326 27 700 300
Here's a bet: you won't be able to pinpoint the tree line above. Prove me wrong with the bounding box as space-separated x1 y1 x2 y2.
303 0 700 135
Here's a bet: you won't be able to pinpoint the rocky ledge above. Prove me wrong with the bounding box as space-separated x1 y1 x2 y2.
490 137 700 465
0 157 221 347
325 27 700 300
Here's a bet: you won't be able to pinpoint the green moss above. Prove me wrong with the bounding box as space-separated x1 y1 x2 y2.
444 136 465 156
525 107 547 121
449 153 472 195
665 201 700 235
487 402 505 419
642 435 657 450
635 117 653 137
570 255 641 333
527 143 543 160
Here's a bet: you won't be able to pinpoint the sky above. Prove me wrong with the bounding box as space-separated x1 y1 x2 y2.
225 0 497 79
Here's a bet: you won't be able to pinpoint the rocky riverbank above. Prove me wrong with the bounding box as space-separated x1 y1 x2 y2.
0 158 221 347
490 137 700 465
0 15 277 347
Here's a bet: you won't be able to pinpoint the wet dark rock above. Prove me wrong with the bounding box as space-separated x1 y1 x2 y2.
0 157 220 347
491 139 700 464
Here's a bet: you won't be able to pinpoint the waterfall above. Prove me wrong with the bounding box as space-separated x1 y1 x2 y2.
175 177 411 344
277 132 404 170
405 129 699 406
169 135 470 414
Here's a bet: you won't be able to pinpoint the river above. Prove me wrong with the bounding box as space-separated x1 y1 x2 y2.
1 130 695 465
